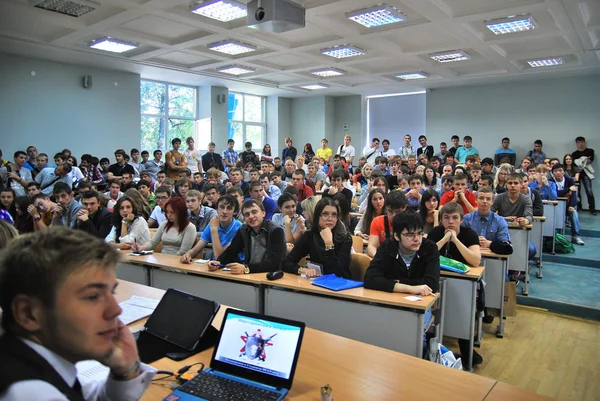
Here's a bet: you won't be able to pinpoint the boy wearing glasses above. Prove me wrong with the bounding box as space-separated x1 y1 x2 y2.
148 186 171 228
364 211 440 296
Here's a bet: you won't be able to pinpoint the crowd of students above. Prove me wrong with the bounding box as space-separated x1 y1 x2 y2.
0 133 595 373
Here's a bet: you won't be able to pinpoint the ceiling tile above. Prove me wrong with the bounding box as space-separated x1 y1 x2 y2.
246 22 343 48
121 16 203 40
350 57 416 74
579 1 600 27
385 23 463 53
433 0 545 18
442 60 507 76
255 54 313 68
0 10 75 42
151 51 214 66
497 35 573 59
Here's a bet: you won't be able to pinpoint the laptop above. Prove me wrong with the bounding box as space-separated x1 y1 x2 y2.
164 309 305 401
135 288 220 364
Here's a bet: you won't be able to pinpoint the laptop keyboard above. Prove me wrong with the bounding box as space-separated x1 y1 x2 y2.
178 371 282 401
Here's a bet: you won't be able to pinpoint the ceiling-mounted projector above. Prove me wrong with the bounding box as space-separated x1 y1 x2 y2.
247 0 305 33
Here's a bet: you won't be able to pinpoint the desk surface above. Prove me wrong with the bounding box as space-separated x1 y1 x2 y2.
441 265 485 280
264 274 438 311
532 216 546 222
507 222 533 230
481 249 509 260
116 281 496 401
485 382 553 401
542 200 559 205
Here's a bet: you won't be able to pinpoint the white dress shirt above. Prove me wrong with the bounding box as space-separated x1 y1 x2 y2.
0 339 156 401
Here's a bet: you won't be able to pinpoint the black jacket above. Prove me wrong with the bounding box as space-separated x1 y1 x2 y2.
218 220 285 273
77 207 112 239
282 230 352 278
364 238 440 293
0 333 85 400
549 174 578 208
201 152 225 172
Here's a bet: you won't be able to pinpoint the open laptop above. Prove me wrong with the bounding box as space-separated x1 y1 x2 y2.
135 288 220 363
164 309 305 401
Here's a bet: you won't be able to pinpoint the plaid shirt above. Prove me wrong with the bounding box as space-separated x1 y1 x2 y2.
222 148 238 171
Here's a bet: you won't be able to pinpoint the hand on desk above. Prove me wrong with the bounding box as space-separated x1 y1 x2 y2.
515 217 530 226
298 267 319 278
180 252 193 264
410 285 433 296
479 236 491 248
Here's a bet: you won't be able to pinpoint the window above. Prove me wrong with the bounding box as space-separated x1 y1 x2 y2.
228 92 266 151
140 80 197 153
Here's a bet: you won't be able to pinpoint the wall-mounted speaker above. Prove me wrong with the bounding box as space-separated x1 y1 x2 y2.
217 94 226 104
83 75 93 89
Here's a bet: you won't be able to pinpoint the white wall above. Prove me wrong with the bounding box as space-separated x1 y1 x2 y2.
0 53 140 161
290 97 327 153
333 95 362 157
426 74 600 205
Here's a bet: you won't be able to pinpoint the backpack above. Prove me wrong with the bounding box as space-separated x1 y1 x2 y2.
543 233 575 254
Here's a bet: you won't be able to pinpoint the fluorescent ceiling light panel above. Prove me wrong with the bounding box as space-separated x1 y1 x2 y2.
190 0 247 22
430 50 470 63
527 57 564 67
217 64 256 75
486 14 536 35
29 0 97 18
396 72 429 80
346 3 406 28
310 68 346 77
366 90 426 99
300 84 329 90
89 37 138 53
208 40 257 55
321 45 366 59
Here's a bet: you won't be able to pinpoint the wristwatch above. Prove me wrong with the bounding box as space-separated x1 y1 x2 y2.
34 216 41 222
244 266 250 274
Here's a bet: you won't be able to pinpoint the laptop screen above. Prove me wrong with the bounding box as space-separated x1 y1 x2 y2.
213 311 303 382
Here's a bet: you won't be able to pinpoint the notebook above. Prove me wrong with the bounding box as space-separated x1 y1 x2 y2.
135 288 220 364
164 309 305 401
311 274 364 291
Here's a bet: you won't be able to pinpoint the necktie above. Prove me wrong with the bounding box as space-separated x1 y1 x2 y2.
72 378 83 397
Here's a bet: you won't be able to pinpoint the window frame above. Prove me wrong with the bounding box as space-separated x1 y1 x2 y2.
228 91 267 152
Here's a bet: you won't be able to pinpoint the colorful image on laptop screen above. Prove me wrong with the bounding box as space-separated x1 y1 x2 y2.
213 312 302 380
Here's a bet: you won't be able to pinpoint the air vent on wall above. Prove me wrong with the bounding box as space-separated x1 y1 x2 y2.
28 0 98 18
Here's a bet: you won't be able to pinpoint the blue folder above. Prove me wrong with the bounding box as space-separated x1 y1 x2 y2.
311 274 363 291
440 264 471 274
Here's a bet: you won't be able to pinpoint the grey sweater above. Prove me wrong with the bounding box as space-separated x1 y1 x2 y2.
491 193 533 222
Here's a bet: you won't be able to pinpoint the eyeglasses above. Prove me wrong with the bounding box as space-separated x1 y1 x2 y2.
156 196 169 200
401 231 424 240
320 212 338 220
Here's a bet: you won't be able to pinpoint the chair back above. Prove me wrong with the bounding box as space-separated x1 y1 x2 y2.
351 235 364 253
349 253 372 282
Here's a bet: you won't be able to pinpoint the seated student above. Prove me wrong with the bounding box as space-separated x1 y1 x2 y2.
462 188 511 252
270 171 286 193
529 165 557 200
322 170 353 215
374 156 391 175
228 167 249 198
477 175 493 190
367 191 408 257
201 183 220 209
124 188 151 222
175 177 191 199
28 193 58 231
207 200 285 274
137 179 156 210
76 190 112 239
307 162 326 191
120 172 135 192
364 211 440 295
0 228 156 400
440 174 477 214
418 189 440 234
105 196 150 250
423 165 441 192
226 187 245 222
191 171 204 192
12 196 33 234
0 188 17 222
282 198 352 278
204 168 226 195
186 189 216 235
549 163 584 245
139 170 156 192
491 173 536 258
51 182 82 229
245 181 277 220
271 193 306 245
181 195 243 262
354 188 385 239
470 164 483 192
259 173 281 202
26 182 41 199
74 181 93 201
493 165 512 194
521 177 544 217
134 197 196 256
358 175 389 213
148 186 171 228
403 174 426 211
104 179 124 212
427 202 482 366
440 175 454 196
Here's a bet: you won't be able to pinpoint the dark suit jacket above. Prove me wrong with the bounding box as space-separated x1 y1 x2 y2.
201 152 225 172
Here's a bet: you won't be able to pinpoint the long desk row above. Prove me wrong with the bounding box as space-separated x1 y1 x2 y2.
117 279 552 401
117 251 486 367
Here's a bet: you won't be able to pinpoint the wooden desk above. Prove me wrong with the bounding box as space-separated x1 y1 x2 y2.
120 253 265 313
480 250 509 338
507 224 532 295
441 266 485 371
262 274 438 358
485 382 554 401
116 281 497 401
531 216 546 278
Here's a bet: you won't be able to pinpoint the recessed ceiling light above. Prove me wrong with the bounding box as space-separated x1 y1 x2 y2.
190 0 247 22
208 40 257 55
346 3 406 28
527 57 564 67
299 84 330 90
310 68 346 77
486 14 536 35
89 37 138 53
321 45 366 59
396 72 429 80
430 50 470 63
30 0 97 18
217 64 256 75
